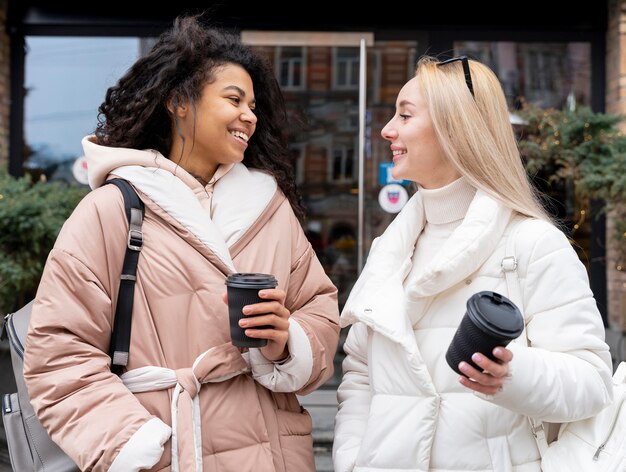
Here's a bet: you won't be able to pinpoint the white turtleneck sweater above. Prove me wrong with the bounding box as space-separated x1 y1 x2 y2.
403 177 476 327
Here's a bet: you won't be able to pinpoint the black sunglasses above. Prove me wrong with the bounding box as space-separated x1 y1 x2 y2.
437 56 475 98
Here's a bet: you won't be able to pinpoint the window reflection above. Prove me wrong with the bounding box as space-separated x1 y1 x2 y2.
334 47 360 89
24 37 141 184
277 46 305 90
454 41 591 108
255 40 419 388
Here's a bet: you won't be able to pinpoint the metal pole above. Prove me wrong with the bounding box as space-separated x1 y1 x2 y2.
357 38 367 274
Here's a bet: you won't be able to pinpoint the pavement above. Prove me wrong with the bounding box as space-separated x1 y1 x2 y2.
0 338 337 472
299 389 337 472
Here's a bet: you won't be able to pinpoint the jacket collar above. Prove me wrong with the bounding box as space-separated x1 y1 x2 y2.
110 164 277 273
341 189 512 338
82 136 279 272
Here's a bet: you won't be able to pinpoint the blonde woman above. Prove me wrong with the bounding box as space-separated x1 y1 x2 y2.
332 55 613 472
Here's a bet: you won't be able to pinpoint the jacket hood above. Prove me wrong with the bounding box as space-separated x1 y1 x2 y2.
82 135 234 191
81 135 278 271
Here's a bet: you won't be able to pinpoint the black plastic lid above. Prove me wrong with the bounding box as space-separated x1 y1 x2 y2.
466 291 524 338
225 273 278 289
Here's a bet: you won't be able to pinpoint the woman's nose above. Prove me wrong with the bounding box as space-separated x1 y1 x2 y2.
241 108 257 124
381 122 396 140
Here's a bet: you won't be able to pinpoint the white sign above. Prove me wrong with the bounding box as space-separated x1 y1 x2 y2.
378 184 408 214
72 156 89 185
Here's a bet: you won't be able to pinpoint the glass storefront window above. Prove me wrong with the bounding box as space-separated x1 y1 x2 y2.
454 41 591 109
250 38 418 388
24 37 142 184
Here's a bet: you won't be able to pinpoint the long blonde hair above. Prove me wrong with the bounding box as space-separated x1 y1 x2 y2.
414 55 552 222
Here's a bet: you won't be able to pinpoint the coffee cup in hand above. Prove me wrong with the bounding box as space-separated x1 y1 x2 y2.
225 273 278 348
446 291 524 376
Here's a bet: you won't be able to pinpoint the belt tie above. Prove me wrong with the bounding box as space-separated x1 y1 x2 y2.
121 343 249 472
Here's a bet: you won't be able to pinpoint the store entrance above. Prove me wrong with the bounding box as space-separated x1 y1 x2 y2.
244 32 419 388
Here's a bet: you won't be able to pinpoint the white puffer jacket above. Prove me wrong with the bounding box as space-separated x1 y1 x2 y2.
333 189 613 472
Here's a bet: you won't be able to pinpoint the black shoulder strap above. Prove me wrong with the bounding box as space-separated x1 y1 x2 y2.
104 178 144 375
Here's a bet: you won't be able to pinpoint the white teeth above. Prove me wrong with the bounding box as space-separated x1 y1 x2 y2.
231 130 249 142
392 149 406 155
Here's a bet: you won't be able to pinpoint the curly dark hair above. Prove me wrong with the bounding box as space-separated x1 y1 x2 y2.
95 12 304 219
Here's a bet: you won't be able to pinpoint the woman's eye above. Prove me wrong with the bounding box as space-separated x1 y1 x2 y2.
399 114 409 120
229 96 241 104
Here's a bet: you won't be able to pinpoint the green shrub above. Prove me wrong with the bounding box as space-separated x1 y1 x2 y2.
0 169 88 315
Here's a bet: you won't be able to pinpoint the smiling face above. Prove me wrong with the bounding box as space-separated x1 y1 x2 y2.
169 63 257 181
381 76 460 189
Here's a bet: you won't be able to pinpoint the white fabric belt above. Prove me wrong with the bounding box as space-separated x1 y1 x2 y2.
120 347 250 472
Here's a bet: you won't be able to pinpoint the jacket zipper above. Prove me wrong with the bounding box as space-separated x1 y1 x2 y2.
593 396 626 460
5 314 24 359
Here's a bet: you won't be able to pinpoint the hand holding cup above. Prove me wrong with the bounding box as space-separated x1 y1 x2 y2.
224 273 290 361
446 291 523 395
457 346 514 396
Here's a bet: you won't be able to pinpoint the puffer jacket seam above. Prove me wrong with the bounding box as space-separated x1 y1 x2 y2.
51 247 108 296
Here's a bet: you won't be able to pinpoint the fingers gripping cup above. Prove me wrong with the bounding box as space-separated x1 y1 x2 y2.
446 291 524 376
225 273 278 348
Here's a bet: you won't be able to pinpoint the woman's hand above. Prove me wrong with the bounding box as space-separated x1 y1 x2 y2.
222 289 291 362
457 347 513 395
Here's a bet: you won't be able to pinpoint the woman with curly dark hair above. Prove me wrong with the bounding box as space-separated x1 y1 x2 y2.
97 13 304 220
24 12 340 472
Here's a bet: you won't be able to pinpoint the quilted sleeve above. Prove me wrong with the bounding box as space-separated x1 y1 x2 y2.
490 220 613 422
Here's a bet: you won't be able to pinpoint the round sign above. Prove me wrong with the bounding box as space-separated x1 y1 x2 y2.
378 183 408 213
72 156 89 185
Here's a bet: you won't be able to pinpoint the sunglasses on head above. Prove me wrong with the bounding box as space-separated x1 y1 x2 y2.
437 56 475 98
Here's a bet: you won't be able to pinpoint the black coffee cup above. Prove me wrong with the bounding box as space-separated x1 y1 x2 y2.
225 273 278 348
446 291 524 376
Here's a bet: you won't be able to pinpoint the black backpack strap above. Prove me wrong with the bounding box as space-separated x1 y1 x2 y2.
104 178 144 375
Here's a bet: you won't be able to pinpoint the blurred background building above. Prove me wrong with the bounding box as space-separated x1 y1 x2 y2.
1 1 625 470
